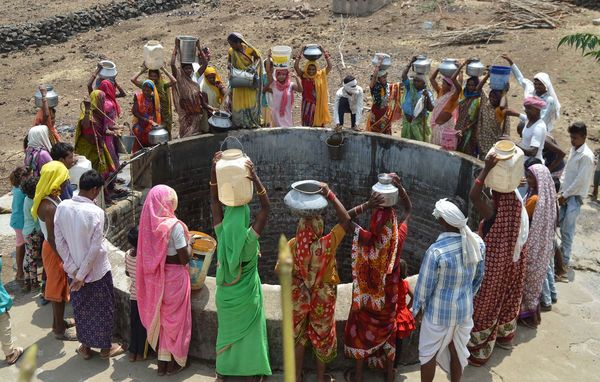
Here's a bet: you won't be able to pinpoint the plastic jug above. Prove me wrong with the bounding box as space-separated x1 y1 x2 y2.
272 46 292 67
144 40 164 70
484 142 525 193
490 66 511 90
188 231 217 290
216 139 254 206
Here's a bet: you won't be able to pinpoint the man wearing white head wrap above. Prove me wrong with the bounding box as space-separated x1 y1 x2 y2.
502 55 561 133
413 196 485 382
334 75 364 130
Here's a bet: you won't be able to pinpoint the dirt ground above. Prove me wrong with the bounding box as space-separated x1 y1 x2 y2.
1 0 599 195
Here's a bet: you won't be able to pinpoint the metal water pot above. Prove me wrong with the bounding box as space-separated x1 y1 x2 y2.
34 84 59 108
413 55 431 74
148 124 169 145
372 173 398 207
438 58 459 78
466 58 486 77
284 180 329 217
98 60 118 80
372 53 391 71
303 44 323 61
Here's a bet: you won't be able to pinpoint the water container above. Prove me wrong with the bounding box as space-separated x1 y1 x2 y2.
441 128 458 151
216 145 254 206
178 36 198 64
484 141 525 193
69 155 92 191
272 46 292 67
144 40 164 70
188 231 217 290
490 66 511 90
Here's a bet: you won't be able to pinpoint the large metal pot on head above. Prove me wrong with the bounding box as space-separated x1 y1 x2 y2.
438 58 459 78
284 180 328 218
98 60 118 80
34 85 59 108
466 58 486 77
413 54 431 75
148 124 169 145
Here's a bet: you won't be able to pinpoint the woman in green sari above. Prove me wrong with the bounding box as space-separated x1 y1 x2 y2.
400 56 434 142
210 152 272 381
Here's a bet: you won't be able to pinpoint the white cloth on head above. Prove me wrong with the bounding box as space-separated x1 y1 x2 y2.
343 79 358 94
533 73 561 119
418 315 473 374
513 190 529 262
28 125 52 152
432 199 482 264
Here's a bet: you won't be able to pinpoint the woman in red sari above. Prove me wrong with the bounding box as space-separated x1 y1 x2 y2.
366 60 402 135
97 80 122 167
344 174 412 382
467 155 529 365
131 80 161 152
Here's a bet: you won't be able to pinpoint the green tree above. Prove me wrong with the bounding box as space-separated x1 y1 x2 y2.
558 33 600 62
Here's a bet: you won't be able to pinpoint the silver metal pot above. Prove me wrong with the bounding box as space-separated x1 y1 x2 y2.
178 36 198 64
438 58 459 78
466 58 486 77
208 111 233 132
413 55 431 75
284 180 328 218
372 173 398 207
372 53 391 71
148 124 169 145
98 60 117 80
34 85 59 108
303 44 323 61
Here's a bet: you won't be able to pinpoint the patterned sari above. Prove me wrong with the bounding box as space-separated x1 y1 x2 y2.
131 80 161 152
290 218 345 363
173 66 209 137
468 192 527 366
520 164 557 324
367 82 402 135
478 93 509 157
401 79 431 142
229 46 261 128
345 209 408 369
455 95 481 157
430 86 459 148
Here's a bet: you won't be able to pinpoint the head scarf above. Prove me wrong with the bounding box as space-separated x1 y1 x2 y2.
432 198 482 264
274 68 293 118
216 205 251 286
202 66 224 106
98 79 121 116
27 125 52 152
31 161 69 220
136 185 189 346
139 80 162 124
523 96 546 110
463 76 481 99
303 61 319 79
533 73 560 119
75 90 105 143
343 79 358 95
301 61 331 126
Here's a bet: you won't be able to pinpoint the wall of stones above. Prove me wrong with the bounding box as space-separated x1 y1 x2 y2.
0 0 202 53
105 192 142 251
139 128 480 284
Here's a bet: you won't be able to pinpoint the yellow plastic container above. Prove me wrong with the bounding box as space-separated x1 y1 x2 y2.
484 141 525 193
188 231 217 290
272 45 292 67
215 148 254 206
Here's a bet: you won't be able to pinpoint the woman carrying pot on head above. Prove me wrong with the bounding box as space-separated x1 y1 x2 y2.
227 32 262 129
171 38 214 137
34 85 61 145
131 80 161 152
400 56 434 142
294 45 333 127
502 55 561 133
93 80 123 168
131 63 177 139
24 125 53 177
285 183 351 382
266 50 303 128
210 152 272 380
344 174 412 382
477 87 521 158
455 70 489 157
429 61 465 149
367 59 402 135
136 185 194 376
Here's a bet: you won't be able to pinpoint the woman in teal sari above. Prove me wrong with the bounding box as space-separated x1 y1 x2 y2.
210 152 272 381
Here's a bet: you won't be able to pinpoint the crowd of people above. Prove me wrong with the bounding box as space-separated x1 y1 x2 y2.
1 31 599 382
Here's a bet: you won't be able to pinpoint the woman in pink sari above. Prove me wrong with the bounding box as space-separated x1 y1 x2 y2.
429 62 464 150
97 80 122 167
136 185 194 376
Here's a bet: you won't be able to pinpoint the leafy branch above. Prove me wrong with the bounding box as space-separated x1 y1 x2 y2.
558 33 600 62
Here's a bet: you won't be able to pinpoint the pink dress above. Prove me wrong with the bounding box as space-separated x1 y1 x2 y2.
271 82 294 127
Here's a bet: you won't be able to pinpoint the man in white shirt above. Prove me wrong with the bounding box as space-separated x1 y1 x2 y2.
517 96 547 162
54 170 125 359
334 75 364 131
557 122 595 277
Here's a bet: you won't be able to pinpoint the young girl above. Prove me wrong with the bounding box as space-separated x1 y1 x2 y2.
125 227 148 362
21 176 43 292
294 45 332 127
267 60 302 127
9 166 30 285
394 259 415 369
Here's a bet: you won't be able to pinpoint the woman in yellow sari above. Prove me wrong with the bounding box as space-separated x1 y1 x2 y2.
294 46 333 127
227 32 261 128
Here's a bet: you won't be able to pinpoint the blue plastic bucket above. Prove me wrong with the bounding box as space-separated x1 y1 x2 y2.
489 66 511 90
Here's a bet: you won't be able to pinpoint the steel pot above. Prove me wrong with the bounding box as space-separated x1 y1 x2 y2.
178 36 198 64
284 180 328 218
98 60 117 80
34 84 59 108
466 58 486 77
148 124 169 145
413 54 431 75
208 111 233 133
372 173 398 207
372 53 391 71
438 58 459 78
303 44 323 61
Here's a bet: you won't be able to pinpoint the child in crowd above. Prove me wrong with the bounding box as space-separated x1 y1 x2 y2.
125 227 147 362
1 254 23 365
394 259 415 369
21 176 43 292
9 166 30 285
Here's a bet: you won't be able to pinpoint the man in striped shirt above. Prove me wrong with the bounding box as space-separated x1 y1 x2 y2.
412 197 485 382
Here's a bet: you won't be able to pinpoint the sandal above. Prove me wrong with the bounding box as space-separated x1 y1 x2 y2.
64 318 76 328
100 344 126 359
54 327 78 341
167 360 190 376
76 345 93 360
6 347 23 365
